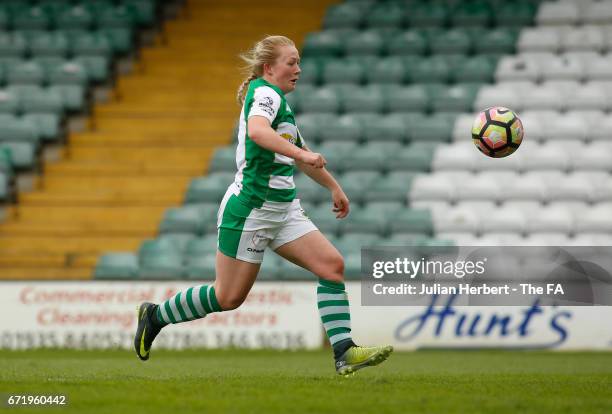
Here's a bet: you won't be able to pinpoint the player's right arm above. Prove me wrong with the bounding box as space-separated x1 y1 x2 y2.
248 116 326 168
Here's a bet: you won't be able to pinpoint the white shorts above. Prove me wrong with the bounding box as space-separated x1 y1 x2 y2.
216 184 318 264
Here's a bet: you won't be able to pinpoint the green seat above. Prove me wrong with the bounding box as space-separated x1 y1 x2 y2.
294 172 328 203
385 233 430 246
343 142 402 172
49 84 86 112
0 90 20 114
344 252 362 280
74 56 110 83
209 146 236 173
364 3 405 29
430 29 472 55
139 253 185 279
390 209 434 236
0 146 14 175
451 2 492 27
344 30 385 56
159 205 215 235
100 28 133 55
334 234 380 256
408 3 449 27
302 31 343 58
387 144 434 171
297 59 321 86
321 59 364 85
47 61 88 86
341 204 388 236
22 113 61 142
308 203 343 236
453 56 496 82
94 253 139 279
314 141 356 173
367 57 406 84
278 259 312 280
410 57 451 83
339 171 380 203
185 253 216 280
299 87 340 114
0 33 27 58
0 115 40 145
124 0 155 26
184 234 218 258
96 5 137 29
6 61 45 85
0 8 9 31
408 114 456 143
318 113 362 142
474 28 517 55
258 256 281 280
295 113 334 143
28 32 69 57
363 113 408 143
0 141 36 169
366 201 404 215
386 85 429 113
185 172 234 203
139 235 194 259
387 30 427 56
13 6 51 30
70 32 112 58
430 83 482 113
54 5 94 30
494 2 536 27
363 171 416 202
323 3 364 30
8 85 63 115
342 85 384 113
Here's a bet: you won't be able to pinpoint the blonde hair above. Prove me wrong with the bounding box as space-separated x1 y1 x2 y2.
236 35 295 105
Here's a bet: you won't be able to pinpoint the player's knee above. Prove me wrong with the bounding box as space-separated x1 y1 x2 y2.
319 254 345 284
216 292 246 311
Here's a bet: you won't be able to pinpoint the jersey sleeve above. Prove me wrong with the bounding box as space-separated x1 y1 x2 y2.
296 126 306 149
248 86 282 123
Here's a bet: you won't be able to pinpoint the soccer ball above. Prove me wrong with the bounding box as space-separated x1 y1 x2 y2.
471 107 524 158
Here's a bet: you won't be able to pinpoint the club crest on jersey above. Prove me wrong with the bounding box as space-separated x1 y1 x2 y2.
280 133 297 145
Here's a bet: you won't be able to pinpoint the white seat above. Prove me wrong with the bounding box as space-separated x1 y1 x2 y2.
585 56 612 80
589 80 612 95
495 56 541 83
537 2 580 26
589 115 612 141
522 86 565 111
436 232 479 245
519 110 559 141
522 233 571 246
432 143 478 171
583 1 612 24
568 84 610 110
572 233 612 246
526 205 574 233
575 205 612 232
547 114 589 141
455 174 500 201
561 25 605 52
502 175 547 201
433 206 481 233
480 232 525 245
518 28 561 53
452 114 477 142
546 173 594 202
410 200 451 214
455 200 497 212
522 143 570 171
547 139 584 153
473 85 522 112
592 175 612 202
472 150 523 171
503 200 542 216
548 200 589 214
571 143 612 171
541 55 585 80
480 206 527 233
410 174 455 202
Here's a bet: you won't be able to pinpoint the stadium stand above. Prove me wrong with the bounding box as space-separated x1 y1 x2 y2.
1 0 610 281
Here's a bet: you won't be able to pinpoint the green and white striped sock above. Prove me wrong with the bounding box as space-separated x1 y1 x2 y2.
317 279 355 355
156 285 222 325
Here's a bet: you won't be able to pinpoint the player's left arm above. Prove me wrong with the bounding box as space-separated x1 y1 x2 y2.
296 144 350 218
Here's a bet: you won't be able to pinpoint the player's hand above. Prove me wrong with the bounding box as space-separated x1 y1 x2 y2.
331 187 350 219
298 150 326 168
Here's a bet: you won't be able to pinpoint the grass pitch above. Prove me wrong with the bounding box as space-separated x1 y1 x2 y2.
0 349 610 414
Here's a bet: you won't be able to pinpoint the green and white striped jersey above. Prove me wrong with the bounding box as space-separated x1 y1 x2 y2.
234 77 304 210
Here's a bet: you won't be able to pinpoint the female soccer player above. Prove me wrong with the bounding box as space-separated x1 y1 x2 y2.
134 35 392 376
